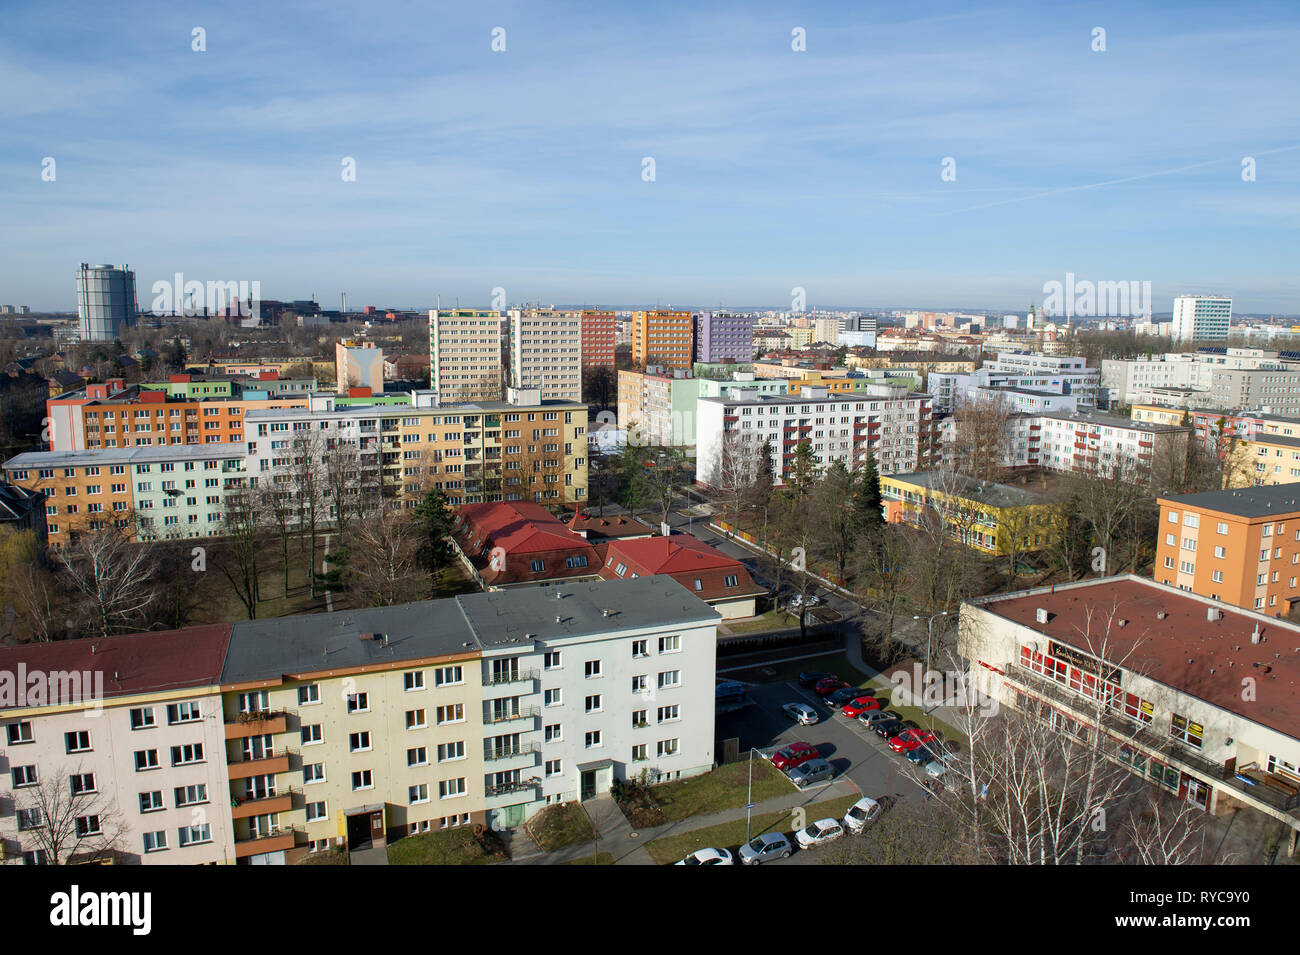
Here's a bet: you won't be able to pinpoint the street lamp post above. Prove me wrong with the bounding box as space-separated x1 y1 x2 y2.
745 747 764 843
912 611 949 715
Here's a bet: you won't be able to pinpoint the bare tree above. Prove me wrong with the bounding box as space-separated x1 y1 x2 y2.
345 508 423 606
216 487 261 619
290 429 327 597
945 392 1011 483
54 528 158 638
14 763 126 864
11 563 71 643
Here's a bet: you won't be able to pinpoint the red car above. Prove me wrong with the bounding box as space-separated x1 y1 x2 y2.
840 696 881 719
814 677 850 696
771 742 820 771
889 728 938 754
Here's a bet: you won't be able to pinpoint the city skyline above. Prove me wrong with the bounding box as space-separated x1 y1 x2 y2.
2 1 1298 312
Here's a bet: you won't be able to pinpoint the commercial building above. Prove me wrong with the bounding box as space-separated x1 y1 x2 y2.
429 309 504 403
76 263 138 342
1154 484 1300 614
880 471 1058 556
693 312 754 364
507 308 583 402
696 386 940 487
1172 295 1232 343
632 310 693 370
960 576 1300 852
0 577 720 862
3 443 247 547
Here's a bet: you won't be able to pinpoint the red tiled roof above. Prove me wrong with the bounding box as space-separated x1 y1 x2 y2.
981 577 1300 740
0 624 233 708
567 511 655 540
598 534 765 603
452 501 598 586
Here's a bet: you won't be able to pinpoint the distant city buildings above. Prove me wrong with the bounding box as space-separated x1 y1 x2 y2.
1172 295 1232 343
693 312 753 363
632 310 693 370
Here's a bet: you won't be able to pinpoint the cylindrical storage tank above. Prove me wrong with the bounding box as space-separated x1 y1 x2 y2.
76 263 138 342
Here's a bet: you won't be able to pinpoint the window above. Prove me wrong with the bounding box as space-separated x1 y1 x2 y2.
1214 545 1226 558
544 651 562 670
724 575 738 587
1216 521 1228 534
407 747 428 767
306 801 328 822
175 784 208 806
657 739 679 757
439 778 466 799
178 824 212 847
1169 714 1203 749
75 815 102 837
298 683 320 705
404 671 425 691
349 730 374 752
7 721 33 744
585 694 602 713
65 730 91 753
167 701 202 724
352 770 374 791
585 660 602 678
565 554 588 569
134 750 159 772
632 639 648 657
143 831 168 853
545 759 562 777
530 559 545 572
436 704 465 724
409 784 429 805
129 707 155 730
170 743 204 765
585 730 602 748
632 743 647 762
301 723 323 745
405 709 427 730
437 741 465 762
659 635 680 653
346 692 370 713
434 666 464 686
658 670 681 689
657 704 680 723
16 808 42 830
545 723 562 742
544 689 562 707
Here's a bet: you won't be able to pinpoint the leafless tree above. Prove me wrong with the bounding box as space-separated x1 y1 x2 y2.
13 762 127 864
290 429 327 597
216 487 262 619
53 528 158 638
945 392 1012 483
345 508 423 606
11 563 70 643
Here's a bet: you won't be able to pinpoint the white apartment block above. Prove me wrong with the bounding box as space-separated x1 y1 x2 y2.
1101 349 1296 408
1026 412 1188 480
696 386 939 487
429 309 504 404
1172 295 1232 343
508 308 583 402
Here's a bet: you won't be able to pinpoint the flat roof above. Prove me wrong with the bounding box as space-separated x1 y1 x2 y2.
885 471 1046 507
1158 484 1300 519
975 575 1300 740
1246 433 1300 449
1042 411 1187 433
4 443 246 468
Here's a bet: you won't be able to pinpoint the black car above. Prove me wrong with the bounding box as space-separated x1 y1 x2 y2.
798 671 833 688
826 687 865 707
873 719 903 739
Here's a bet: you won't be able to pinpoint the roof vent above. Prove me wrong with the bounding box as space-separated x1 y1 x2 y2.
1035 607 1050 624
556 616 563 624
602 609 617 617
1251 625 1262 645
1207 607 1223 621
1156 610 1167 620
1118 619 1129 627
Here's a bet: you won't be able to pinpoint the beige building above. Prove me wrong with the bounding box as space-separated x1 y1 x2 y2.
508 308 583 402
429 309 504 403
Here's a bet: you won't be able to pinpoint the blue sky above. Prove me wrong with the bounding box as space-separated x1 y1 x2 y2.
2 0 1298 313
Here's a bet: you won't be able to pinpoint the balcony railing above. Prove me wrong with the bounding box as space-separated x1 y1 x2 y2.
484 742 540 762
484 705 540 725
483 779 540 799
484 668 539 687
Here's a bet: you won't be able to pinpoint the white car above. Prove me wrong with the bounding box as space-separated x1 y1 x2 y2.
781 702 819 725
842 796 883 833
794 818 844 849
675 847 734 866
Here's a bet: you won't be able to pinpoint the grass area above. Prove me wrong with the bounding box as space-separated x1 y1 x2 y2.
645 760 793 824
386 827 507 865
527 801 597 852
644 793 861 865
565 852 614 865
720 609 800 634
296 849 349 865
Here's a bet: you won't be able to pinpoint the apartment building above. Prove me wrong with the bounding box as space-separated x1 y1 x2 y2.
694 312 754 363
1227 433 1300 488
880 471 1058 556
695 386 940 487
0 624 237 865
580 310 616 370
1154 484 1300 614
1032 412 1189 483
1207 368 1300 418
508 308 583 402
960 576 1300 853
335 339 384 394
932 353 1101 414
1172 295 1233 342
429 309 504 403
632 310 693 370
3 444 247 547
617 368 699 447
1 577 720 863
246 390 588 510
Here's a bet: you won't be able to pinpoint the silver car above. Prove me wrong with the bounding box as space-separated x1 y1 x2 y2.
781 702 818 725
738 832 794 864
785 757 834 788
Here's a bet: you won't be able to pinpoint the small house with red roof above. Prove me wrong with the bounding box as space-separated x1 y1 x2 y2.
598 532 765 619
451 500 600 588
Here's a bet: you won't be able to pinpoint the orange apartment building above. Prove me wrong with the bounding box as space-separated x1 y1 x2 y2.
45 381 308 452
1156 484 1300 615
631 310 693 370
580 309 616 369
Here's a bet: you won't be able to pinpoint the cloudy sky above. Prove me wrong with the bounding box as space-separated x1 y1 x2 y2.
2 0 1298 313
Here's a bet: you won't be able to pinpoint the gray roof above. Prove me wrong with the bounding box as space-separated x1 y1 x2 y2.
1042 411 1188 433
220 576 717 683
4 443 246 469
888 471 1046 508
1161 483 1300 518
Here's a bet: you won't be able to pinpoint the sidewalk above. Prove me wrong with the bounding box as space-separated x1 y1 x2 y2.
507 779 860 865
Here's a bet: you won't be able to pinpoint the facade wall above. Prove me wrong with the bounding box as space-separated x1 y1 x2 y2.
632 311 693 370
508 309 582 402
429 309 504 403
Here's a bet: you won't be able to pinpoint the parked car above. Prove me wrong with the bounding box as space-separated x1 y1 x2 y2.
715 682 747 704
873 719 904 739
738 832 794 864
675 847 734 866
795 818 845 849
923 758 949 779
770 742 820 771
814 677 850 696
786 757 834 788
781 702 819 725
905 744 939 764
798 671 833 688
889 728 939 754
841 695 882 719
842 796 883 833
859 709 900 727
827 686 865 708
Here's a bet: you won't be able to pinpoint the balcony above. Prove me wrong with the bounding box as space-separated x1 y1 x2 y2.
230 790 296 819
224 710 288 740
484 705 540 725
233 826 300 859
484 742 541 765
226 752 292 780
484 668 539 688
483 780 541 809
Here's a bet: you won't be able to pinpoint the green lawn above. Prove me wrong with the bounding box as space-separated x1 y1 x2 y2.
527 801 597 852
720 610 800 634
649 760 793 823
644 794 861 864
386 827 506 865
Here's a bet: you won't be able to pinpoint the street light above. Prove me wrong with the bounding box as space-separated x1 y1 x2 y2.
745 747 765 843
912 611 949 714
